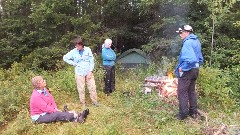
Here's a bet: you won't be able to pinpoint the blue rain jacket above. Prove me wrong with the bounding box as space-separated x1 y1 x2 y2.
175 33 203 77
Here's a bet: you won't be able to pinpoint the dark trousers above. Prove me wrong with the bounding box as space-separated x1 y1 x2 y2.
177 68 199 117
103 65 115 94
36 111 75 123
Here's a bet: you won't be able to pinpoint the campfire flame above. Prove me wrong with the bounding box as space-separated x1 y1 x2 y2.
167 70 173 80
144 73 178 98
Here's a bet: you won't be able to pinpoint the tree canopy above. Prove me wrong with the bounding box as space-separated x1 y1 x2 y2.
0 0 239 69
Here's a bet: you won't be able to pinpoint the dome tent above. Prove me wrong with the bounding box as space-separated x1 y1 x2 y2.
116 48 150 68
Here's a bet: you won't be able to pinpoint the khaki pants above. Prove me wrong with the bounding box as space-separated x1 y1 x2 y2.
75 74 98 104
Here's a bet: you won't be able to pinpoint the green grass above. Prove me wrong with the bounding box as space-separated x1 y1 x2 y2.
0 64 240 135
1 86 240 135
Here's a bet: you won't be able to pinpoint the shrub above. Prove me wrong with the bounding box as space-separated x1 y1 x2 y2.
21 47 66 71
228 65 240 105
197 66 236 110
0 66 32 125
47 66 77 94
211 36 240 69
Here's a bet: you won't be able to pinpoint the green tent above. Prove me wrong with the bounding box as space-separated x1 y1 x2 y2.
116 48 150 68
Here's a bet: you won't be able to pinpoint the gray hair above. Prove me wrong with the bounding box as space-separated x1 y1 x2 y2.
32 76 43 89
104 38 112 44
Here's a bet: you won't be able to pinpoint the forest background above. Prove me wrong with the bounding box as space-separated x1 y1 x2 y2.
0 0 240 134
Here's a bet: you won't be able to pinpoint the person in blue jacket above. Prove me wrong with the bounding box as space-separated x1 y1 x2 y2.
175 25 203 120
102 39 116 96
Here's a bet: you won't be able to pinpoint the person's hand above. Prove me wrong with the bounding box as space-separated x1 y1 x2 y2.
178 67 182 72
86 72 92 80
68 110 76 114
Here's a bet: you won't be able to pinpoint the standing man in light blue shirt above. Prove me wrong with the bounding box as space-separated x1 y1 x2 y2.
63 37 99 106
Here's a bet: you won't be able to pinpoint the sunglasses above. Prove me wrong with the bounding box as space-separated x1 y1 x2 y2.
178 30 185 34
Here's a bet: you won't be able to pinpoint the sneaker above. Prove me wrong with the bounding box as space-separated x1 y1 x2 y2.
92 102 100 107
63 105 68 112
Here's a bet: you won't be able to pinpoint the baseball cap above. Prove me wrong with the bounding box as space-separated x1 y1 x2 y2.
176 25 193 33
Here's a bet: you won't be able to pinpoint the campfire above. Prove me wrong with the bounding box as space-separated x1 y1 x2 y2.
167 70 173 80
143 70 178 97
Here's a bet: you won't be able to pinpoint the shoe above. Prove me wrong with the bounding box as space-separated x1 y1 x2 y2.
63 105 69 112
106 93 110 96
77 113 85 123
110 89 114 93
189 112 203 119
189 113 198 119
175 114 187 120
82 108 89 118
92 102 100 107
77 109 89 124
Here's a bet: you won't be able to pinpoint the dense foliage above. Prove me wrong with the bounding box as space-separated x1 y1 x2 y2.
0 0 239 134
0 0 239 69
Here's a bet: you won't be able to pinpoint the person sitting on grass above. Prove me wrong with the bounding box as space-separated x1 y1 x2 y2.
30 76 89 124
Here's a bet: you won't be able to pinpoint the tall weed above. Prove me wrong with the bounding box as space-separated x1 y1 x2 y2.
0 62 33 125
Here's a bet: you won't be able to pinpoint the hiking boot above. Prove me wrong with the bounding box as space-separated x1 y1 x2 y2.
189 113 198 119
82 108 89 118
175 114 187 120
77 109 89 124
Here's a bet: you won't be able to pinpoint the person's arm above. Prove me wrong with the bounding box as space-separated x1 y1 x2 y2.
102 48 116 61
63 50 77 66
198 44 204 65
33 95 57 113
179 41 197 71
46 89 58 110
112 49 117 60
88 48 94 72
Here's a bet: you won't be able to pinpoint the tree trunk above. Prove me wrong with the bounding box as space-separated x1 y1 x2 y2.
210 18 215 66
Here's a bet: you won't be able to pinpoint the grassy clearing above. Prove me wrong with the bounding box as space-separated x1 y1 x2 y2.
3 88 239 135
0 64 240 135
